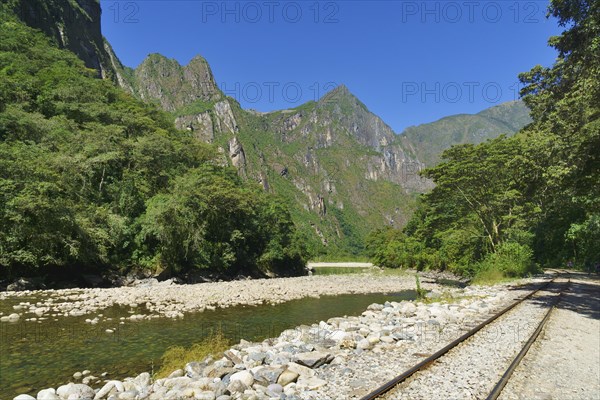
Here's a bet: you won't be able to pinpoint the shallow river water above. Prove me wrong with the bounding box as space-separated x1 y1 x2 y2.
0 289 417 398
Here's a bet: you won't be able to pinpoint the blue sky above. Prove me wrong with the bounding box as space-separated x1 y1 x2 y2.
101 1 561 132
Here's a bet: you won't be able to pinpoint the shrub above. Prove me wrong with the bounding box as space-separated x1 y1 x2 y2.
474 241 538 283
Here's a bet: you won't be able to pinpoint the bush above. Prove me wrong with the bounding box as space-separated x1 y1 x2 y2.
474 242 538 283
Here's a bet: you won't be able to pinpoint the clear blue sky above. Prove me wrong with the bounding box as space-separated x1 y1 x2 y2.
101 1 561 132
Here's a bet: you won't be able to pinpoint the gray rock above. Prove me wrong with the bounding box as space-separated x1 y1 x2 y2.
247 352 267 363
253 366 284 385
184 362 205 378
206 366 236 379
56 383 95 400
226 379 248 394
294 351 332 368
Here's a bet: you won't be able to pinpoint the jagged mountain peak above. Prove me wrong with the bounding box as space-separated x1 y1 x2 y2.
131 52 221 111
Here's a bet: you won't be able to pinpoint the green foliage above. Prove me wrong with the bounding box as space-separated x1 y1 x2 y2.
476 242 537 279
0 13 307 280
368 0 599 280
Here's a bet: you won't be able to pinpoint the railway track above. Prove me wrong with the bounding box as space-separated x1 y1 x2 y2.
360 271 569 400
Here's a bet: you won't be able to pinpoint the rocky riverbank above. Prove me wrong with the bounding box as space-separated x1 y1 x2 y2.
1 273 444 323
12 276 547 400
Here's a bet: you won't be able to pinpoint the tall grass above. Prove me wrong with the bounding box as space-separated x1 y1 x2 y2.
155 329 230 378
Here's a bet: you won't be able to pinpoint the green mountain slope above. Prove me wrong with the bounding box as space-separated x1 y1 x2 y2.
0 8 306 282
400 101 532 166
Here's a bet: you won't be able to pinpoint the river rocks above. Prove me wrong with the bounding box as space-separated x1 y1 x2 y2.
56 383 95 399
37 388 60 400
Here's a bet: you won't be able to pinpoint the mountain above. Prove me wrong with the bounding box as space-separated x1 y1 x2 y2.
400 101 532 166
7 0 128 82
9 2 531 256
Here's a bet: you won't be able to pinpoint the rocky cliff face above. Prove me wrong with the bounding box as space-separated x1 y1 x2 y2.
11 0 122 80
113 52 529 253
128 54 221 111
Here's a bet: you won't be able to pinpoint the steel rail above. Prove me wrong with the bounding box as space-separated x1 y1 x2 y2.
486 278 569 400
360 275 559 400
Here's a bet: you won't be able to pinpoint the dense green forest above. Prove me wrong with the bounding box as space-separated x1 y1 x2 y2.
0 10 307 283
368 0 599 279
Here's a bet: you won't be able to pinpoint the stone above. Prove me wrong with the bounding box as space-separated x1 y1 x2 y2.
185 362 205 378
367 303 384 311
400 302 417 315
56 383 95 400
327 330 347 342
7 313 20 321
226 380 248 394
253 366 283 385
294 351 332 368
296 376 327 390
380 335 395 344
117 391 137 400
13 395 36 400
266 383 283 396
224 350 243 365
277 370 299 386
93 382 115 399
247 352 267 363
37 388 60 400
73 372 83 380
286 362 315 378
357 338 373 350
230 370 254 387
195 392 216 400
168 369 184 378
